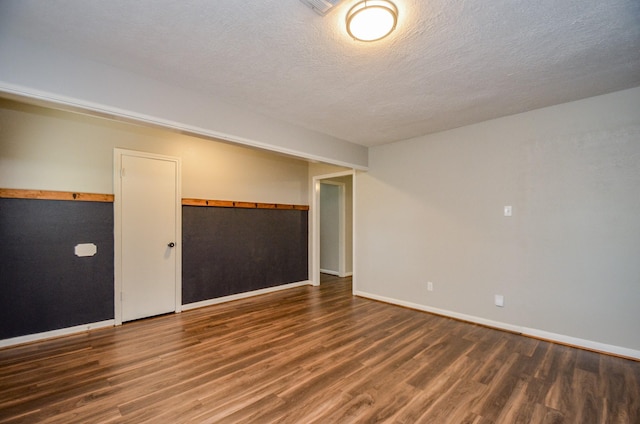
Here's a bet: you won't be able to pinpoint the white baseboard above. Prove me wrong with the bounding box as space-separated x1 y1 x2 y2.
354 290 640 361
0 282 313 349
0 320 115 349
320 269 353 277
182 280 313 311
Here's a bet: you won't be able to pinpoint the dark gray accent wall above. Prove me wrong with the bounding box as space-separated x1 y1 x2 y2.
0 199 309 340
182 206 308 304
0 198 114 340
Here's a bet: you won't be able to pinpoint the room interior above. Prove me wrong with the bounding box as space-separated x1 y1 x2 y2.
1 0 639 422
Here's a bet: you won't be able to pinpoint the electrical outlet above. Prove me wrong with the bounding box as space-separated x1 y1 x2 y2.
427 281 433 292
494 294 504 307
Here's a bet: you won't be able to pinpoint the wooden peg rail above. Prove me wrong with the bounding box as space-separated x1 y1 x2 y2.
0 189 114 203
0 189 309 210
182 198 309 211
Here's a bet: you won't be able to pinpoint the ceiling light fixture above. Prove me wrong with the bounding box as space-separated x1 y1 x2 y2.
346 0 398 42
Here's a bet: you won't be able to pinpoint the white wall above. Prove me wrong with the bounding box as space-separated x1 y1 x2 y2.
0 98 309 204
0 35 368 170
356 87 640 357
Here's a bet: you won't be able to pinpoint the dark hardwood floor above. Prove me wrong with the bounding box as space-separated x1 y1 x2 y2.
1 277 639 423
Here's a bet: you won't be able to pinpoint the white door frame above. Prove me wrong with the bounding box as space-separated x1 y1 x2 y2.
113 148 182 326
311 170 356 289
319 180 346 277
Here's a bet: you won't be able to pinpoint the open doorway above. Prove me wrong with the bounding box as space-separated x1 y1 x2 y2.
311 171 355 288
320 180 348 278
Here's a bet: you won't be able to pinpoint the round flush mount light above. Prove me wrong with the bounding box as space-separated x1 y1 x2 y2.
346 0 398 42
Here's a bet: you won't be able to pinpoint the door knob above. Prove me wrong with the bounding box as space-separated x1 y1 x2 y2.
168 242 175 248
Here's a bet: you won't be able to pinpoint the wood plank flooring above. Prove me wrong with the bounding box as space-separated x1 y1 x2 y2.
1 277 639 423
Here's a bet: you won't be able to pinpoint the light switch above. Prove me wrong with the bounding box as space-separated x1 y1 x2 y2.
75 243 97 257
504 206 512 217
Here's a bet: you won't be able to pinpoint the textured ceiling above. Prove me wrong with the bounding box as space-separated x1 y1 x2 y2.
1 0 639 147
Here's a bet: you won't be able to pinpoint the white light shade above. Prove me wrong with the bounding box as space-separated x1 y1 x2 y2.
346 1 398 42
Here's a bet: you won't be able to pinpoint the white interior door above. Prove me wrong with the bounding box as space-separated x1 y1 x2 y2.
115 150 181 323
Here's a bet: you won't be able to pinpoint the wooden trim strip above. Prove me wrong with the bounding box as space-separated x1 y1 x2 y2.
0 189 114 203
182 197 309 211
182 198 236 208
234 201 258 209
256 203 277 209
0 191 310 210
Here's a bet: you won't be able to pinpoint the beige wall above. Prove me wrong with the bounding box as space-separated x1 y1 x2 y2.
0 99 309 204
0 36 368 169
356 87 640 355
308 162 350 178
